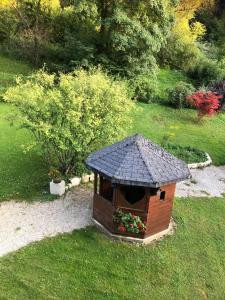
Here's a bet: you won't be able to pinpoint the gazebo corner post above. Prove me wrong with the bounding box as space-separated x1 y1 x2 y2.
94 173 98 195
112 183 117 210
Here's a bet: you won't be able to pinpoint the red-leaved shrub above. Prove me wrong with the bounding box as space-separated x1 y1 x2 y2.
187 91 222 119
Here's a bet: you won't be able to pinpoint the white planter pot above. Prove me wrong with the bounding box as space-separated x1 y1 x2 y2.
50 180 65 196
70 177 81 187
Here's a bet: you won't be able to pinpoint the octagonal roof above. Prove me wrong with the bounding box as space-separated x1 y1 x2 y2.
86 134 191 188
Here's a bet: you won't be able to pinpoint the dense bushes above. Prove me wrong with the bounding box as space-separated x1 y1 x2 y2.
167 81 195 108
4 68 134 175
130 76 158 103
209 80 225 110
164 143 207 164
0 1 173 76
187 56 225 86
188 91 221 119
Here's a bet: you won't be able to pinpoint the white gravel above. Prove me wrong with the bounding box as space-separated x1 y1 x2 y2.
176 165 225 197
0 166 224 257
0 187 93 257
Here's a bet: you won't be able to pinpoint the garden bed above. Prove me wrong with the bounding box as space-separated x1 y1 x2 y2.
164 143 208 164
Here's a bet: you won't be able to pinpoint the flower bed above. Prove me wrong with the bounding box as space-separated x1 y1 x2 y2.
113 209 146 236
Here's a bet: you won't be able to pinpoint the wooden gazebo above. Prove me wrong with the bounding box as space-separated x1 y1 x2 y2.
86 134 190 242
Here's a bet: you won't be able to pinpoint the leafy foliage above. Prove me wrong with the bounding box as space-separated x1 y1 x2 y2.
167 81 195 108
130 76 158 103
113 209 146 234
209 80 225 110
188 90 221 119
187 56 225 85
48 167 61 183
99 1 173 76
4 68 134 175
164 143 207 164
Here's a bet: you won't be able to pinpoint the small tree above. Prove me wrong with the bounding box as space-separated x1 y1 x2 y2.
187 91 221 120
4 68 134 175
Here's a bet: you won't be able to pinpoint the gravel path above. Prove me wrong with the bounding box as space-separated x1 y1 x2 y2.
0 165 224 257
176 165 225 197
0 187 93 257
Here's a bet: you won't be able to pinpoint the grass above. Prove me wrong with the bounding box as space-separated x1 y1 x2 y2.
0 55 32 97
0 104 53 201
0 55 51 201
156 69 191 100
0 198 224 299
130 103 225 166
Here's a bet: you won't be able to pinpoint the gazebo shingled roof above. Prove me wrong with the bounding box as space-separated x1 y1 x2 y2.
86 134 191 188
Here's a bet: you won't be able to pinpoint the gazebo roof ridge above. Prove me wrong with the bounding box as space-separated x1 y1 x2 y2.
135 135 188 176
135 139 158 185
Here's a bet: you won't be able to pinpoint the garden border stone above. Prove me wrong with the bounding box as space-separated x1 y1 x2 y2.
188 152 212 169
65 173 94 191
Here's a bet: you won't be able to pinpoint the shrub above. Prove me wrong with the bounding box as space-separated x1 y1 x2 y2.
167 81 195 109
4 68 134 175
164 143 207 164
131 76 158 103
209 80 225 110
187 57 225 86
187 91 221 120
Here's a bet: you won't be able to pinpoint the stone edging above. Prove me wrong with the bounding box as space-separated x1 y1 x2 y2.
65 173 94 190
188 152 212 169
93 218 176 245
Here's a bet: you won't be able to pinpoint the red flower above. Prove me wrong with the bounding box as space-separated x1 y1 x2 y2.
118 225 126 233
138 223 143 229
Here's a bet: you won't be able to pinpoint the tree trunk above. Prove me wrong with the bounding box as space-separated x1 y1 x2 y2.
97 0 114 53
34 0 41 66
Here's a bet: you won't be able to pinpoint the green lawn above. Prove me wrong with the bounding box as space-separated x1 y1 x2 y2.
131 103 225 166
0 104 52 201
0 198 224 299
0 55 51 201
0 55 32 97
156 69 191 100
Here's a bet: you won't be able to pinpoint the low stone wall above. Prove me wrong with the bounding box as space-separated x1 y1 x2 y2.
188 152 212 169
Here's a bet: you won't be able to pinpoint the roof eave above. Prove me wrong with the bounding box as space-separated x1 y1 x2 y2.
86 163 191 188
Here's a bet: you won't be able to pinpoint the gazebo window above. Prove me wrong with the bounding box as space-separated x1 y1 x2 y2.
121 185 145 204
100 177 113 202
160 191 166 201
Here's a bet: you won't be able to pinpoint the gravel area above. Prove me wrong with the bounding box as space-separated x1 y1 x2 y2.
0 187 93 257
176 165 225 197
0 165 224 257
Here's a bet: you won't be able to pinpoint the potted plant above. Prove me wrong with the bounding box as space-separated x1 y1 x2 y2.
113 209 146 236
49 167 65 196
